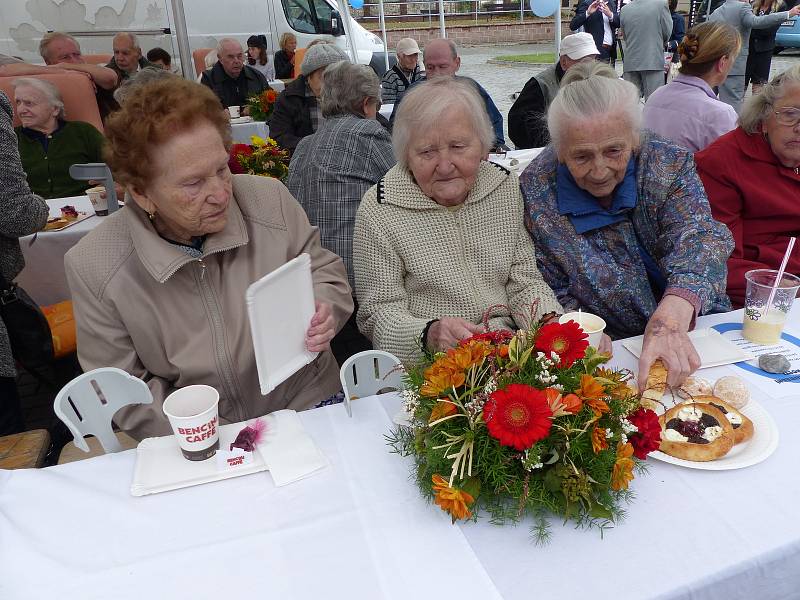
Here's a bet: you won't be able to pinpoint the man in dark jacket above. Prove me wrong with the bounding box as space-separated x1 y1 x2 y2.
508 33 599 149
200 38 271 111
570 0 620 63
270 43 349 153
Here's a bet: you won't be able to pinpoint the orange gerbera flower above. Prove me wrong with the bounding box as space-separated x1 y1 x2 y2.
578 374 610 415
432 474 474 522
611 442 635 491
420 361 466 397
429 400 458 423
591 425 609 453
561 393 583 414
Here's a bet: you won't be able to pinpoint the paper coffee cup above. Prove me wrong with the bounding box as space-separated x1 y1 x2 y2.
163 385 220 461
86 185 108 216
559 312 606 349
228 105 240 119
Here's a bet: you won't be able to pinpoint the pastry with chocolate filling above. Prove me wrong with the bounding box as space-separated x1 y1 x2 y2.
658 403 734 461
680 396 753 444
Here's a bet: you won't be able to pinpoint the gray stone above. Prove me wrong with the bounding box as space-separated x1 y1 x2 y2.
759 353 791 374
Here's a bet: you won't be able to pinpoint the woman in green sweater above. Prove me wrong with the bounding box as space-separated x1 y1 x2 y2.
13 77 105 199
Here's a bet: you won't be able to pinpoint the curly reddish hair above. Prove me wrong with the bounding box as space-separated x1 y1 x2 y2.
103 77 231 193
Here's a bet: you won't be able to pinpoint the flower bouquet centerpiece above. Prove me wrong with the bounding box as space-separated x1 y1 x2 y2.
389 315 661 543
246 88 279 122
230 135 290 181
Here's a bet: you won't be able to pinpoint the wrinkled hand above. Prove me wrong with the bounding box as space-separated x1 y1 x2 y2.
88 180 125 203
426 317 483 353
598 333 613 357
306 301 336 352
637 295 700 391
241 106 251 117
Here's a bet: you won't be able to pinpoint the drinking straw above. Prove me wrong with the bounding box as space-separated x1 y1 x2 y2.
765 237 796 318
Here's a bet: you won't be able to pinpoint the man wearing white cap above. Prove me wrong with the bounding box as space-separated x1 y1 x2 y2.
508 32 599 149
381 37 422 104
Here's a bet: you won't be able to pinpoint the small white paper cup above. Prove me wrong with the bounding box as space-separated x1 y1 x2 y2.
559 312 606 349
162 385 220 461
228 105 240 118
86 185 108 215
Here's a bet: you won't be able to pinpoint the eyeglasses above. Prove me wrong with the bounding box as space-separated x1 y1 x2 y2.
773 107 800 128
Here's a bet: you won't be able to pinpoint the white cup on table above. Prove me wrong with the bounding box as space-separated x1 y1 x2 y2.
228 105 240 119
559 311 606 349
162 385 220 461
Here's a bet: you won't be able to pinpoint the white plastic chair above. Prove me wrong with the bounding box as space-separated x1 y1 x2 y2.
339 350 403 417
53 367 153 457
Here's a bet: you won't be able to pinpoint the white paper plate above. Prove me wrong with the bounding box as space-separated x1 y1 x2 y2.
648 398 779 470
622 327 754 369
246 253 317 395
131 423 269 496
230 116 253 124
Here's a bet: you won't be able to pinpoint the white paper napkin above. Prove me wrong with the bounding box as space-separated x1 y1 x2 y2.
259 409 328 486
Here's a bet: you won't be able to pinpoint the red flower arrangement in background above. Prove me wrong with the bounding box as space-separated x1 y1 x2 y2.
534 321 588 367
484 383 553 450
247 88 279 122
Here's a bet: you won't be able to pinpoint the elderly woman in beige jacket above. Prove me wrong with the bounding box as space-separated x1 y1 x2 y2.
65 78 352 440
353 78 563 365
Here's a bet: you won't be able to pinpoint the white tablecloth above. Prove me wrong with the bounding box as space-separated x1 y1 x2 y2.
2 310 800 599
231 120 269 144
17 196 100 305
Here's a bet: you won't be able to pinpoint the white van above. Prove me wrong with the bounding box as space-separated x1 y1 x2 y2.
0 0 387 73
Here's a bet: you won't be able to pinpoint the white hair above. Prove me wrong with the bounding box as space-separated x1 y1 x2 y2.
12 77 65 119
547 68 641 152
217 37 242 56
114 31 140 50
392 77 493 171
739 64 800 134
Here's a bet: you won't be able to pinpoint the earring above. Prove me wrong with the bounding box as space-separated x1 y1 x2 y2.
147 211 156 222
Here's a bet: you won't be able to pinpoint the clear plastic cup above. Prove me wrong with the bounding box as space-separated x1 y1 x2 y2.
162 385 220 461
559 311 606 349
742 269 800 345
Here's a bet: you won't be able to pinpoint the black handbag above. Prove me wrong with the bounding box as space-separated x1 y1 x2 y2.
0 272 54 368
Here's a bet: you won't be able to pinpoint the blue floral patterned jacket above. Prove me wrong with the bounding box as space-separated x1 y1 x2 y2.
520 133 733 339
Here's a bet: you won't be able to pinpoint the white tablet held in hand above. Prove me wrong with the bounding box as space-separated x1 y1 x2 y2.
246 253 318 395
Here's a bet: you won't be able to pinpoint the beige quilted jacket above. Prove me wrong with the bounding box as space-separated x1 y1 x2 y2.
353 161 562 365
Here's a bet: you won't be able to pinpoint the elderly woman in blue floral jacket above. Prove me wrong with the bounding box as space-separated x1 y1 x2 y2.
520 63 733 389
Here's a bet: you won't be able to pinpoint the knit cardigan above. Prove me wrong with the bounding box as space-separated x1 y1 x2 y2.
0 92 49 377
15 120 104 199
353 161 563 365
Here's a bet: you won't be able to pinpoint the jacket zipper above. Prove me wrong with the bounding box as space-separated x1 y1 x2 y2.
194 254 247 422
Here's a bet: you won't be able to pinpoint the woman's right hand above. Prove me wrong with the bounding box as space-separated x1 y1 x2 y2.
790 5 800 17
426 317 484 353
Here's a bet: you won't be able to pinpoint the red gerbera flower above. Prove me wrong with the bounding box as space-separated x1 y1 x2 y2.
483 383 553 450
627 407 662 459
533 321 589 367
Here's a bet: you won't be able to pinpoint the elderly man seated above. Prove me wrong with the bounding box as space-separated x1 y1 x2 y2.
520 62 734 390
380 37 423 104
201 38 271 113
108 33 157 82
390 38 507 151
508 32 599 150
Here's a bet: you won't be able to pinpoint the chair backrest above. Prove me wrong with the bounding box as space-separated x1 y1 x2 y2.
193 47 214 76
0 72 103 132
339 350 403 417
82 53 112 65
292 47 306 79
53 368 153 454
69 163 121 213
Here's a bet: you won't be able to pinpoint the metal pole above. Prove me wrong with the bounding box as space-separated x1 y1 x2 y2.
336 0 360 63
169 0 193 79
520 0 523 24
378 0 389 71
554 3 561 57
438 0 446 37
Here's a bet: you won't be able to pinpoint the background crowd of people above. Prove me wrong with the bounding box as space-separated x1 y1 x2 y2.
1 0 799 440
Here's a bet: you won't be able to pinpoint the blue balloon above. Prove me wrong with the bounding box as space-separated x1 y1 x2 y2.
350 0 364 8
530 0 559 18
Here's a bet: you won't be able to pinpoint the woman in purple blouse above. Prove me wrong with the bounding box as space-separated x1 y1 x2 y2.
643 21 741 152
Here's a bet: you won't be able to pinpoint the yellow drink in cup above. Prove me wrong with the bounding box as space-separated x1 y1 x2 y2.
742 269 800 345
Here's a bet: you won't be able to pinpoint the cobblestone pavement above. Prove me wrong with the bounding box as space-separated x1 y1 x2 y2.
454 43 800 146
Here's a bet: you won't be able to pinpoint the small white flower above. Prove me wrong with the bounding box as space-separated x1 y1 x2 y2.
605 429 614 439
620 433 628 445
621 419 638 434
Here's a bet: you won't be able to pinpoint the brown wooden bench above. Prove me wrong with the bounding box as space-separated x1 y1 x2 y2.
0 429 51 470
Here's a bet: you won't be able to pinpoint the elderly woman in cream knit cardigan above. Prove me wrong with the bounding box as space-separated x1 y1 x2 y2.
352 77 563 364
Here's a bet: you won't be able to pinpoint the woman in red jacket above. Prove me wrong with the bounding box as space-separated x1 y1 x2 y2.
695 64 800 308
